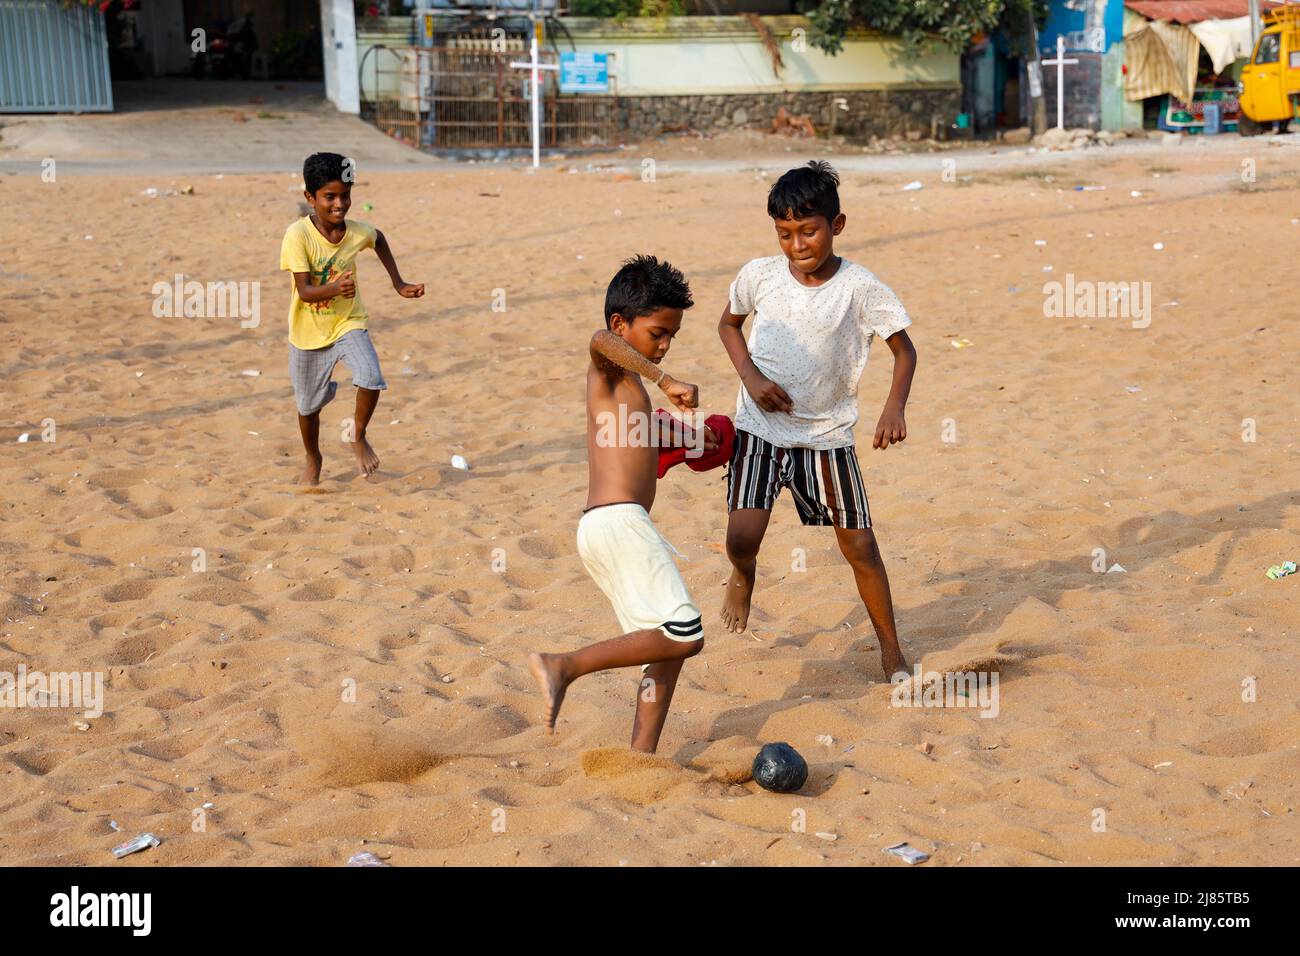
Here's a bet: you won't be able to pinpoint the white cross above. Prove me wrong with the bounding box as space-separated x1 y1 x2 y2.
1042 35 1079 130
509 19 559 169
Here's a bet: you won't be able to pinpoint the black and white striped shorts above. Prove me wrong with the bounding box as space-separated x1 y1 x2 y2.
726 429 871 529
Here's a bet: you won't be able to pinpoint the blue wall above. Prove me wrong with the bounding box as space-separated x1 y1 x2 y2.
1040 0 1126 54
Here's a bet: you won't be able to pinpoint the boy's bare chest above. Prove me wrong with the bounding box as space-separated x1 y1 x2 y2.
587 370 654 444
588 366 648 409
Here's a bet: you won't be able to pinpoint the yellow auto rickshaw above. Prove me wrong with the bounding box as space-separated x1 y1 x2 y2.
1238 5 1300 134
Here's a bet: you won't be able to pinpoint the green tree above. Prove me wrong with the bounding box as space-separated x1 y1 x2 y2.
568 0 685 16
801 0 1046 57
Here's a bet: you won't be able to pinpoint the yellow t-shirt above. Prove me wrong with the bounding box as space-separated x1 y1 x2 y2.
280 216 378 349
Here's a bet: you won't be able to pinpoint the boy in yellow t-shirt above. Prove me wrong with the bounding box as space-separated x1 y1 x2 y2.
280 152 424 484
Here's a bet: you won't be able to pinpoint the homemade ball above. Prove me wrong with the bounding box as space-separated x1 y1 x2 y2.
751 742 808 793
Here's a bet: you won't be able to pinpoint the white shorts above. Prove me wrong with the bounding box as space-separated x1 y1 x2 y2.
577 503 702 643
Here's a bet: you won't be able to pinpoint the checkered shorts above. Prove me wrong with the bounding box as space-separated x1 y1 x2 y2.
288 329 387 415
726 429 871 529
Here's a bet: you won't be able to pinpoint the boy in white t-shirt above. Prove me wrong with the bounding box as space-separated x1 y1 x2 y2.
717 160 917 679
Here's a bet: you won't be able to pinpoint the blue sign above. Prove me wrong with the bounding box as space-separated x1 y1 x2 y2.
560 52 609 94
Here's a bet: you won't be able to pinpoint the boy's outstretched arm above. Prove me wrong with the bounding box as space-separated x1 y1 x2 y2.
374 229 424 298
589 330 699 414
718 304 793 413
873 330 916 450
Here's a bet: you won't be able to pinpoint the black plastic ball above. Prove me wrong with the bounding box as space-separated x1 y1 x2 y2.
752 742 808 793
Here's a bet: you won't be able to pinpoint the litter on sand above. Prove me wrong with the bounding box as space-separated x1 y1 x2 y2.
346 851 391 867
1265 561 1296 580
1107 563 1127 573
951 338 974 349
1073 185 1106 191
111 833 160 859
241 369 260 377
883 842 930 864
451 455 469 470
16 433 29 443
902 180 924 191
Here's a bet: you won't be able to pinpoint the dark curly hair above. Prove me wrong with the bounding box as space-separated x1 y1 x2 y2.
303 152 350 195
767 159 840 224
603 254 694 329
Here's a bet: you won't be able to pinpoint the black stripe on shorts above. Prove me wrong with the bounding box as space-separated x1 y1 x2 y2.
662 616 703 638
726 429 871 529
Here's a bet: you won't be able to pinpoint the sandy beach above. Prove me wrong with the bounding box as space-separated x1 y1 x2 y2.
2 133 1298 866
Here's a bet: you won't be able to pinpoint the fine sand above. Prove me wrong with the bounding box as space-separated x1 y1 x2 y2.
2 138 1299 865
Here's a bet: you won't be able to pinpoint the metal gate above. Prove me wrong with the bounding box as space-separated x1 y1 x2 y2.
0 0 114 113
361 44 617 150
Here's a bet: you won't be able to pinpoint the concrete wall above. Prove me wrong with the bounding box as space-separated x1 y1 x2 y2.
355 15 960 142
322 0 359 113
558 16 959 96
1038 0 1143 130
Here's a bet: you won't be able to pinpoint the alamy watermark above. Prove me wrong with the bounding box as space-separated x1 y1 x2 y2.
891 665 1000 718
1043 273 1151 328
594 405 711 458
151 274 260 328
0 665 104 718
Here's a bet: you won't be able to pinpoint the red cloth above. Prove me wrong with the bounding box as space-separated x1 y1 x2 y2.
656 411 735 479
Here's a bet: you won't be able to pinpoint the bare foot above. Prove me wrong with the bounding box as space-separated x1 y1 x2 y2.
350 436 380 477
881 645 910 682
300 452 323 486
721 566 755 633
528 652 571 733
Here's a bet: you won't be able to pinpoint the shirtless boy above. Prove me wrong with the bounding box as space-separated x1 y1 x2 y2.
529 255 718 753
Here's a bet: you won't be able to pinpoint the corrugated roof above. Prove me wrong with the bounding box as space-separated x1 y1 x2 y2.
1124 0 1282 23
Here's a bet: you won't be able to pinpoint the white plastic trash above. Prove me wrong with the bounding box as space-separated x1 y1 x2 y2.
451 455 469 471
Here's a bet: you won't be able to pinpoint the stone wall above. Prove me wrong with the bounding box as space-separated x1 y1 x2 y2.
617 87 961 142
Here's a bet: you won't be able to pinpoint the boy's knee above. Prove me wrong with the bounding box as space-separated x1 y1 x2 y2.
726 528 762 563
680 637 704 659
838 529 882 567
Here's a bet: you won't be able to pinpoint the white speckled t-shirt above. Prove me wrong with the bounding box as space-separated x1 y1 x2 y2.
728 255 912 450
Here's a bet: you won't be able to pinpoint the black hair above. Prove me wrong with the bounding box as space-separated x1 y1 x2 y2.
303 152 349 195
603 254 694 328
767 159 840 224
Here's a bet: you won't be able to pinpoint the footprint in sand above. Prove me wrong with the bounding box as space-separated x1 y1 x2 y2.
289 580 339 603
102 579 155 603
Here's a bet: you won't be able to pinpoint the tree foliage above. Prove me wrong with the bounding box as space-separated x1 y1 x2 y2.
801 0 1046 57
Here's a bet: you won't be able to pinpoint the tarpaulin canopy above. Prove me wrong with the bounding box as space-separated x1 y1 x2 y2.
1124 18 1201 101
1122 0 1287 97
1124 0 1280 24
